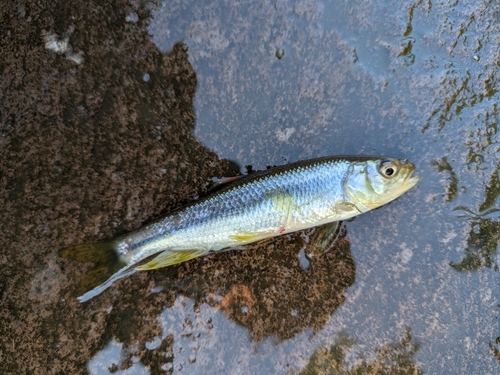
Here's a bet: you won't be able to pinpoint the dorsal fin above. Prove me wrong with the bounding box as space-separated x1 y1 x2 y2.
208 175 248 191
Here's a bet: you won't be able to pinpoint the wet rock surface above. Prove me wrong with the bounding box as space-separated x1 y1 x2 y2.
1 0 500 374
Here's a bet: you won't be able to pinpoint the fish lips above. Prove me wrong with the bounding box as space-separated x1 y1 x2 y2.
400 162 419 191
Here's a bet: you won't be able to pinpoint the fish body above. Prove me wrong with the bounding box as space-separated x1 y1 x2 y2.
61 156 419 301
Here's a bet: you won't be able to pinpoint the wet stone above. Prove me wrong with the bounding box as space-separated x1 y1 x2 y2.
2 0 500 374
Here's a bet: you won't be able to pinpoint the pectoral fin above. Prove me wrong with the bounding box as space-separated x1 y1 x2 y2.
136 249 208 270
306 221 341 257
333 202 360 216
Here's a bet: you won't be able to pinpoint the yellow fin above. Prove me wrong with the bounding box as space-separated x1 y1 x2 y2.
229 231 272 243
136 249 208 270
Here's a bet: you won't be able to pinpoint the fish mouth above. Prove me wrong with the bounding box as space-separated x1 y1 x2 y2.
406 175 420 189
403 164 419 190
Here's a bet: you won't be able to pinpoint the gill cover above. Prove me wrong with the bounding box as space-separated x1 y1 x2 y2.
343 161 378 211
344 158 418 211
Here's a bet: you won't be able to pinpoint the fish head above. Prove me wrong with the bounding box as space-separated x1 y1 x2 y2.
344 157 419 212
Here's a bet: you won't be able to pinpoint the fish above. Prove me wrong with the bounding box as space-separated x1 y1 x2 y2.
60 155 419 301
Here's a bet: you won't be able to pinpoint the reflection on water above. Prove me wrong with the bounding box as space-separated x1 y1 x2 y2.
480 163 500 213
298 328 422 375
491 333 500 362
88 340 150 375
420 1 500 133
431 157 458 202
398 37 416 67
465 105 499 172
157 296 242 373
450 217 500 272
451 159 500 272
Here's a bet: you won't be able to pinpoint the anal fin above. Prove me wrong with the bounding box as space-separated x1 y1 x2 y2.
229 230 274 243
136 249 208 270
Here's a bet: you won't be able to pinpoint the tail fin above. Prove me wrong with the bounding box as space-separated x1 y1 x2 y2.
59 241 134 302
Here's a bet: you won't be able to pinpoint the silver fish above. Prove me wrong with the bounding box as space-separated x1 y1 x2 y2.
61 156 419 301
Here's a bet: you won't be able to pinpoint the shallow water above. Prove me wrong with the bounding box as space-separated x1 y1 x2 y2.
1 0 500 374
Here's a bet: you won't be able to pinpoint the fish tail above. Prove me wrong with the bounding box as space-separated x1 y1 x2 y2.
59 241 121 264
59 241 132 302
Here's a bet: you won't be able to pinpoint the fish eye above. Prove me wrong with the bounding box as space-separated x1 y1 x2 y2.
379 160 398 178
